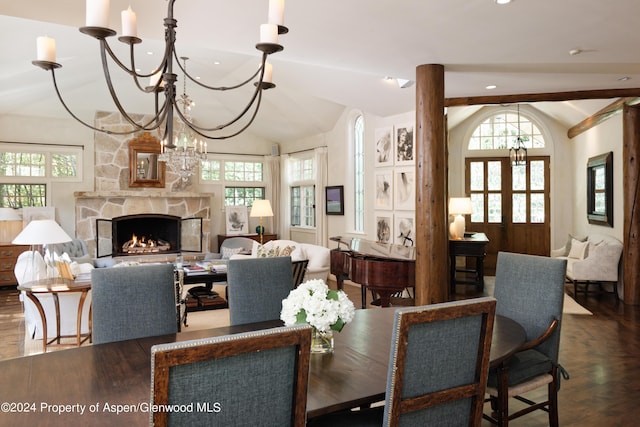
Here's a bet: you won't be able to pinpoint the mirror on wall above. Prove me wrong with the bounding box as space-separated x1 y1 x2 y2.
587 151 613 227
129 132 165 188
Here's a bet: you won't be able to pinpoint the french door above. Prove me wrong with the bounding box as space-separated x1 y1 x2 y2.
465 156 550 274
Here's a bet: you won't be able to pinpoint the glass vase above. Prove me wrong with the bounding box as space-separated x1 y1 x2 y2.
311 327 334 354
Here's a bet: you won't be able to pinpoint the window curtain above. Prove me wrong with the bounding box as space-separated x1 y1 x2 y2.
265 155 281 238
314 147 328 246
280 153 291 240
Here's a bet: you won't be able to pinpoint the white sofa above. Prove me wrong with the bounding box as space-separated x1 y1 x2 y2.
551 233 623 299
231 239 330 282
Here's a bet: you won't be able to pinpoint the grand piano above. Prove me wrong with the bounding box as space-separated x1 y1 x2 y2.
330 236 415 308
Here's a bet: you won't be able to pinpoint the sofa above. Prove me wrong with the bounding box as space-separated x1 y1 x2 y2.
230 239 331 282
551 233 623 299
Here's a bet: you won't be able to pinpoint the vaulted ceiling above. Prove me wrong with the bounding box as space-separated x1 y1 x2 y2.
2 0 640 143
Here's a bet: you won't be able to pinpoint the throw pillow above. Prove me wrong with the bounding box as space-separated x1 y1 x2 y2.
279 245 296 257
563 233 587 257
256 245 279 258
221 246 244 259
568 238 588 259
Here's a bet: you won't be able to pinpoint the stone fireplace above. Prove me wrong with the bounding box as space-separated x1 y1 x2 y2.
74 112 212 257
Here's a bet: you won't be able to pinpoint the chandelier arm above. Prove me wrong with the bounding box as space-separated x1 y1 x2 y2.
173 53 267 133
49 69 140 135
99 39 165 131
172 49 263 91
186 90 264 141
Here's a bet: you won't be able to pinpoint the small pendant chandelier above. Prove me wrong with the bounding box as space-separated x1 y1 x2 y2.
509 104 527 167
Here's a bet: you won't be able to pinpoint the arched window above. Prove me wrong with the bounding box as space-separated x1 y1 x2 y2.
468 110 545 150
353 115 364 232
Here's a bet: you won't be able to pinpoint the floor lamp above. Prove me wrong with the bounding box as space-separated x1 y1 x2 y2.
250 200 274 245
12 219 73 281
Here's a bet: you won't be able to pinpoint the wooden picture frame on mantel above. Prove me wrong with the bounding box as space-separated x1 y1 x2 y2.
129 132 166 188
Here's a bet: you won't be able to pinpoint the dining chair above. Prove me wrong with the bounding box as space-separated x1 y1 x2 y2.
227 256 294 326
291 259 309 288
308 296 497 427
484 251 569 427
150 324 312 427
91 263 177 344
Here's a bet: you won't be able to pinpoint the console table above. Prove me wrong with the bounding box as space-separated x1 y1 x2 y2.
217 233 277 251
449 232 489 293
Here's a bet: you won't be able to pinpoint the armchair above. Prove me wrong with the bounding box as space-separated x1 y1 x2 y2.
485 251 568 426
151 324 312 427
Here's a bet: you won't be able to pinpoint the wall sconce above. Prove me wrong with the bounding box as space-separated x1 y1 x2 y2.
449 197 473 240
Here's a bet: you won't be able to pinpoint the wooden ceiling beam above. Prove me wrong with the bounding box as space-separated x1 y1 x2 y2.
444 88 640 107
567 97 640 139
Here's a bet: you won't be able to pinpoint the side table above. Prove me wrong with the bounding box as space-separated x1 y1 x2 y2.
18 277 92 352
449 232 489 294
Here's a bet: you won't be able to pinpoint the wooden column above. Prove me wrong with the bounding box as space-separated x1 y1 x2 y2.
415 64 448 305
622 104 640 305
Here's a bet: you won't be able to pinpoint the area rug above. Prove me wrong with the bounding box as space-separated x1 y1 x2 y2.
562 294 593 315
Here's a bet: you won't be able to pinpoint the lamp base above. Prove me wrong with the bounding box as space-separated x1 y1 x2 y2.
256 225 264 235
450 215 466 240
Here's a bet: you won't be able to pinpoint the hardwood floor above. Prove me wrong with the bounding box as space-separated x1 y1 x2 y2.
1 281 639 426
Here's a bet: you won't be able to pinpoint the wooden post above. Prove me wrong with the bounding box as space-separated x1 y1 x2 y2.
622 104 640 305
415 64 448 305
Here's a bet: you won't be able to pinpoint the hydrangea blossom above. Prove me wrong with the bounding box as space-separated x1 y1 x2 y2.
281 279 355 332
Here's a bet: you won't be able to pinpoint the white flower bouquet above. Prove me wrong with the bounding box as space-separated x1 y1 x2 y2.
280 279 355 333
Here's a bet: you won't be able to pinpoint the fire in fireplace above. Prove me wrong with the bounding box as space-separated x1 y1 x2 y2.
122 233 171 254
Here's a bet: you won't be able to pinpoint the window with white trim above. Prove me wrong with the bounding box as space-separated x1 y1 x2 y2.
288 156 315 228
201 159 265 207
353 115 365 232
468 111 545 150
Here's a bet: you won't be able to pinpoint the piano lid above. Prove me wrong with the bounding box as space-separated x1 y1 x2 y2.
330 236 415 261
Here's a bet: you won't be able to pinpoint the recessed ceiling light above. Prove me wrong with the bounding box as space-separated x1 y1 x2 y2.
213 61 221 65
618 76 631 81
486 85 497 90
569 48 582 56
495 0 512 4
146 51 153 55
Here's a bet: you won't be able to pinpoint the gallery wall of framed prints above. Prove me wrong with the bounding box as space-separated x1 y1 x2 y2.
374 123 415 246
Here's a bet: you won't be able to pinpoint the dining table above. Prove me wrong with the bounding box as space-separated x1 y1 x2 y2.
0 307 525 426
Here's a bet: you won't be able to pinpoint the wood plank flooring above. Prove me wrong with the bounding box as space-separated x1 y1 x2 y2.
1 282 639 426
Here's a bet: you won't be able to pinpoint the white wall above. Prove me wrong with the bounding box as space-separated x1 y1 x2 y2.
568 114 623 241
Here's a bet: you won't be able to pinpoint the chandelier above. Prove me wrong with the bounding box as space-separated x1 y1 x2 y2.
509 104 528 167
31 0 287 149
158 56 206 182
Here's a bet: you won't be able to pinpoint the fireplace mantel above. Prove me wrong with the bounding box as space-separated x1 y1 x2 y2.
74 191 205 199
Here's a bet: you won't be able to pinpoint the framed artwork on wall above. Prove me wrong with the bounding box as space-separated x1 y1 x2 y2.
394 212 415 247
375 170 393 210
325 185 344 215
587 151 613 227
375 212 393 244
394 168 415 210
374 127 393 167
225 206 249 235
394 123 415 165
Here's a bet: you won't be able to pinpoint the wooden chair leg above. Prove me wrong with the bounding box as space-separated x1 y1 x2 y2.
548 367 559 427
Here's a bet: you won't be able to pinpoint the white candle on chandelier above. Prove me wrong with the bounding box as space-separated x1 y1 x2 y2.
204 142 207 154
199 140 203 154
260 24 278 44
121 6 137 37
36 36 56 62
263 62 273 83
149 71 162 87
86 0 111 28
268 0 285 26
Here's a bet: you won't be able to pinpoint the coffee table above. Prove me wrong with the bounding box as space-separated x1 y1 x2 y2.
180 269 228 327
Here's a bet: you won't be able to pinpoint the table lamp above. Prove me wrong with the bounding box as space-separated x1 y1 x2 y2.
448 197 473 240
250 200 273 244
12 219 73 280
0 208 23 243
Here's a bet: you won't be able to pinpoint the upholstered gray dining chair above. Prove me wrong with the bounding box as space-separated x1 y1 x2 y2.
227 256 294 326
485 251 568 427
308 297 497 427
91 263 177 344
150 324 312 427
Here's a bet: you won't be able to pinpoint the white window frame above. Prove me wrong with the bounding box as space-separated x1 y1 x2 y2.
353 114 365 232
287 155 316 229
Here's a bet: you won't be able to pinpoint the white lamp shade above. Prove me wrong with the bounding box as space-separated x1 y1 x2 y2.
12 219 72 245
250 200 274 217
449 197 473 215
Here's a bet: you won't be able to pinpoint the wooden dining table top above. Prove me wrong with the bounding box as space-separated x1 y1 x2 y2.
0 307 525 426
